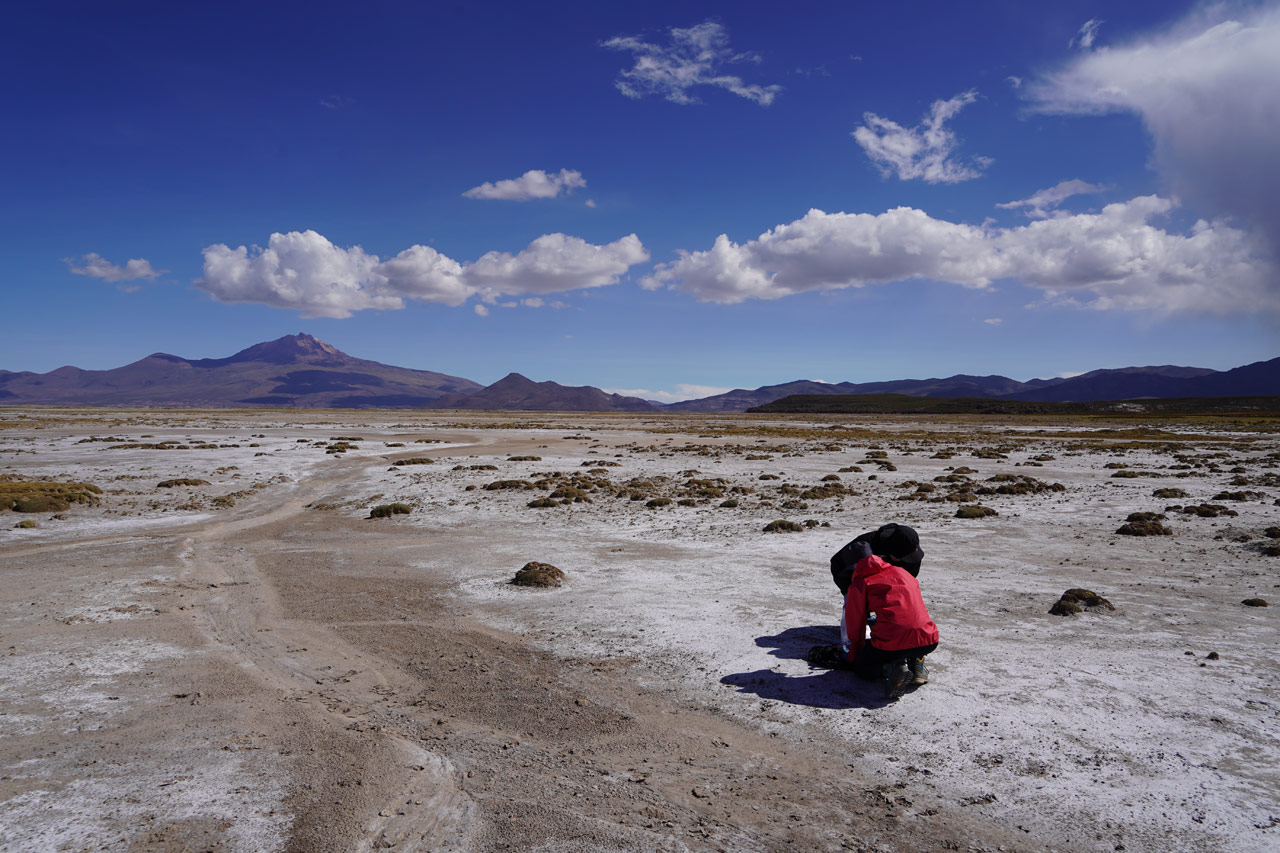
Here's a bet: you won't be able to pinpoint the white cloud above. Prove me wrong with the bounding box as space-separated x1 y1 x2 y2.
602 21 781 106
984 317 1003 326
642 207 1002 302
375 244 469 306
643 197 1277 317
604 383 734 403
1028 3 1280 264
197 230 648 318
198 231 400 319
1006 75 1023 89
1071 18 1103 50
852 90 989 183
465 233 649 297
65 252 165 284
462 169 586 201
473 304 489 317
584 198 597 208
997 179 1109 218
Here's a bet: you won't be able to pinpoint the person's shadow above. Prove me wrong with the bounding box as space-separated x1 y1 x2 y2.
719 625 892 710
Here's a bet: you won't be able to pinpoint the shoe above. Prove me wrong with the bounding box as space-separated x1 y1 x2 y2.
806 644 850 670
883 661 912 700
907 657 929 685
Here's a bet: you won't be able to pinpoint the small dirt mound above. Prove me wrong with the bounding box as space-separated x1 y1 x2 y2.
1153 488 1189 499
763 520 804 533
368 503 411 518
1116 512 1171 536
511 561 565 588
157 478 210 488
1050 588 1115 616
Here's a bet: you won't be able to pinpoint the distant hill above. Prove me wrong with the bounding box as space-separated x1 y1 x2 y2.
672 360 1280 411
432 373 655 412
749 393 1280 416
0 333 482 408
1 332 1275 412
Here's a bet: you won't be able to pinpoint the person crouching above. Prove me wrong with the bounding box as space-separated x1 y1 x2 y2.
838 538 939 700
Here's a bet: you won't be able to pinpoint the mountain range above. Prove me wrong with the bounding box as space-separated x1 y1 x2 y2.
0 333 1276 412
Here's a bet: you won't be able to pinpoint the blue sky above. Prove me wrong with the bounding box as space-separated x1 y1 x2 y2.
3 1 1278 400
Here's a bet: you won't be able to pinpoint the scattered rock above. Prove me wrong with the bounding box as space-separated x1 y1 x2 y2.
1049 588 1115 616
511 561 565 588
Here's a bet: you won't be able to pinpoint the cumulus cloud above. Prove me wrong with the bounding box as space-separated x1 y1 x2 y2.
473 304 489 317
1071 18 1103 50
464 233 649 297
65 252 166 285
997 179 1109 218
602 21 781 106
197 230 648 318
462 169 586 201
984 318 1003 326
1028 3 1280 262
643 197 1277 317
604 383 734 404
852 90 989 183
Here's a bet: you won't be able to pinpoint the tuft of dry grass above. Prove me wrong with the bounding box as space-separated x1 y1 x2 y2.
0 478 102 513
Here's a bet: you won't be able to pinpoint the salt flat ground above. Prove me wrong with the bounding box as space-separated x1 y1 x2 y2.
0 408 1276 853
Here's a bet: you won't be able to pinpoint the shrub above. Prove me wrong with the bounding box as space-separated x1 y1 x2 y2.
800 483 848 500
955 505 998 519
1111 471 1143 479
392 457 434 466
14 519 38 529
527 497 559 508
508 455 542 462
1213 491 1265 501
1049 588 1115 616
368 503 412 518
511 561 565 587
1153 488 1189 499
645 497 672 508
157 479 209 488
719 499 739 508
837 466 863 473
758 474 780 481
821 474 841 482
1116 513 1171 536
1 479 102 513
483 479 535 491
763 519 803 533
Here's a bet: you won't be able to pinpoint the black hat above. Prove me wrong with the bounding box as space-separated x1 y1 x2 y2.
877 523 920 559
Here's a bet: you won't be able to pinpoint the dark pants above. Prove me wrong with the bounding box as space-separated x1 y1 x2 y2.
852 641 938 682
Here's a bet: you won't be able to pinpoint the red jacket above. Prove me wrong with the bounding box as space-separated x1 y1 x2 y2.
842 555 939 661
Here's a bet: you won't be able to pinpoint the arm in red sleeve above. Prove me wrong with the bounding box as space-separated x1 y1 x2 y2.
843 574 868 663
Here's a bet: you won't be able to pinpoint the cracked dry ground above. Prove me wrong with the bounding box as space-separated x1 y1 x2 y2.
1 452 1043 853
